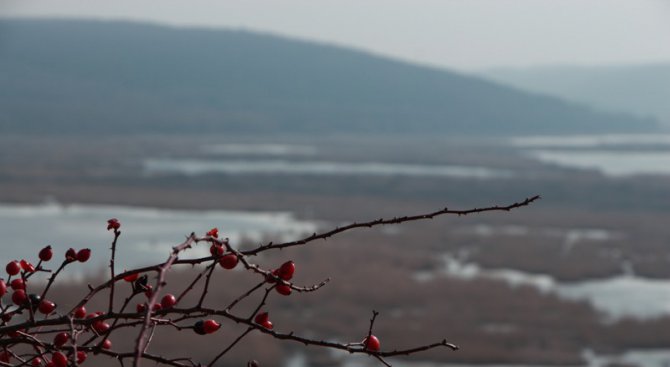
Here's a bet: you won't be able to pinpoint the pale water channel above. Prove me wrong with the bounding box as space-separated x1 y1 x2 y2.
144 158 512 179
144 134 670 178
0 201 316 273
510 133 670 177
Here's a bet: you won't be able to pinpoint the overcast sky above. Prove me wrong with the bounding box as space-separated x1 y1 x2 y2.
2 0 669 71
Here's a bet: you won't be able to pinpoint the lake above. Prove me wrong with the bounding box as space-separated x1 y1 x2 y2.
142 134 670 179
143 158 512 179
432 254 670 320
509 133 670 177
0 201 316 273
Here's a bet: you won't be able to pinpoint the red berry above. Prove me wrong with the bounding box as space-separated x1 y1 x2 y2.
12 289 28 305
209 244 224 257
0 351 10 363
254 312 269 325
46 362 56 367
76 351 87 364
202 319 221 334
102 339 112 349
73 306 86 319
8 329 21 338
6 261 21 275
161 294 177 309
143 284 154 298
39 246 53 261
51 352 67 367
219 253 238 269
53 332 69 347
0 279 6 297
275 284 291 296
136 303 147 313
10 278 25 290
76 249 91 262
364 335 381 352
206 228 219 238
65 248 77 262
93 320 110 333
123 271 139 282
20 260 35 273
255 312 274 329
107 218 121 231
31 357 42 366
278 261 295 280
151 303 162 312
38 299 56 314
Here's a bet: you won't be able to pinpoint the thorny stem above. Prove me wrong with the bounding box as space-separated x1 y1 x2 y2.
243 195 541 255
225 281 265 311
367 310 379 341
196 262 218 307
39 261 68 301
248 286 274 321
176 262 213 304
207 327 253 367
109 229 122 314
133 234 197 367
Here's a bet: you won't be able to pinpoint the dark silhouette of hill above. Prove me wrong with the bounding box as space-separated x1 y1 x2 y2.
0 19 658 136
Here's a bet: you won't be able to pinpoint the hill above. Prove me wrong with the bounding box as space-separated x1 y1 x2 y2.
0 19 658 136
482 64 670 126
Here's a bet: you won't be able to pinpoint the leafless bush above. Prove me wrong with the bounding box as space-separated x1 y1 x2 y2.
0 196 539 367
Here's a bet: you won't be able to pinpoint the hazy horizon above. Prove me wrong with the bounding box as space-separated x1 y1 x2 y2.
2 0 669 71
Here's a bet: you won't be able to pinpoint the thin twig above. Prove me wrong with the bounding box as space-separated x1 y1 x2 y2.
207 327 252 366
133 234 197 367
243 196 540 255
109 229 122 314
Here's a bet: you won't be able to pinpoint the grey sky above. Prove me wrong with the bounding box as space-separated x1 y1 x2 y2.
2 0 669 71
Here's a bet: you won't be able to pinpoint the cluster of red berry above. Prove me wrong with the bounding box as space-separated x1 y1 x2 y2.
0 196 536 366
0 222 332 366
0 204 478 367
2 245 92 310
266 260 295 296
0 243 102 366
202 228 381 350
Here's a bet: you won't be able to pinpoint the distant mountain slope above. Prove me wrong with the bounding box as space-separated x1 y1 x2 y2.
0 19 658 135
482 64 670 126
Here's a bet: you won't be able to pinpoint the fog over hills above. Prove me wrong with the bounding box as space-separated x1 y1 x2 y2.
482 64 670 127
0 19 658 136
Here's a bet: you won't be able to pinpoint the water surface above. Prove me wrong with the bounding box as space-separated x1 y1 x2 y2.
433 255 670 320
530 150 670 176
0 202 316 272
143 159 511 179
508 133 670 177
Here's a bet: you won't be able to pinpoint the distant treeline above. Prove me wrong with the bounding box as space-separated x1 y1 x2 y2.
0 19 658 136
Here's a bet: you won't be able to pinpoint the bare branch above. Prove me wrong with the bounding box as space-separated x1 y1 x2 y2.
243 195 540 254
